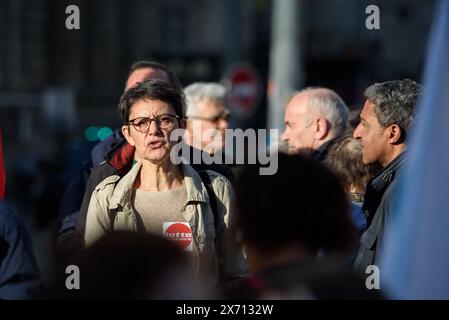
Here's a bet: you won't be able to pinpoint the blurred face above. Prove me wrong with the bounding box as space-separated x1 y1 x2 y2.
282 94 315 154
187 100 229 154
122 99 184 164
353 100 389 166
125 67 170 91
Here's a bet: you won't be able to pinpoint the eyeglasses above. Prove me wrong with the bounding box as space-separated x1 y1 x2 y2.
188 110 230 123
127 114 181 133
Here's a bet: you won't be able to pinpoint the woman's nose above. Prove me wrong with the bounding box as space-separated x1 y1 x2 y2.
147 119 160 134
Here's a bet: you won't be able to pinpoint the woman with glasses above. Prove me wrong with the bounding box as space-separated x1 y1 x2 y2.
84 80 246 287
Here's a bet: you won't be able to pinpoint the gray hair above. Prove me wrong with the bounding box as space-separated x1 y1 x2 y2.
184 82 226 117
299 87 349 138
365 79 422 140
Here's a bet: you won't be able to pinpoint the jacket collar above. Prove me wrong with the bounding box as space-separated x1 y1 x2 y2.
313 138 337 162
108 161 209 210
362 151 408 223
109 142 135 175
370 151 408 192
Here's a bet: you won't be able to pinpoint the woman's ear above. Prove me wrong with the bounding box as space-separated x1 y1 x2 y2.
122 125 136 146
179 118 187 130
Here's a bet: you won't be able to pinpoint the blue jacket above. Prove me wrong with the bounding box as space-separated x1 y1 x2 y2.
350 202 367 235
0 201 42 299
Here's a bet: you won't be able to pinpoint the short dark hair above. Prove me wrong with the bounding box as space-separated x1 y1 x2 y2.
117 79 185 123
126 60 186 116
234 153 356 254
128 60 184 94
55 232 189 299
365 79 422 141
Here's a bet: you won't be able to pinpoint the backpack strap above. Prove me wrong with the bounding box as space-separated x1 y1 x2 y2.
198 170 227 285
198 170 218 232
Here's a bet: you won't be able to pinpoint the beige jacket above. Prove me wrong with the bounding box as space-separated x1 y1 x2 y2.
84 161 247 285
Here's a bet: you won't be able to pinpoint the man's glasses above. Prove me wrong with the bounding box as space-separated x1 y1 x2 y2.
127 114 181 133
188 110 230 123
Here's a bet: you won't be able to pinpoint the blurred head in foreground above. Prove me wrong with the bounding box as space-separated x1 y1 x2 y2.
56 231 207 299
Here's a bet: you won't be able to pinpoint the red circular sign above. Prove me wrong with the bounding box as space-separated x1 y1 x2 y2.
164 223 193 250
224 64 262 118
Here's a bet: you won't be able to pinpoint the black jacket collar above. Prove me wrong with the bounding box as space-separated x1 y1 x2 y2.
371 152 408 192
313 138 337 162
362 151 408 223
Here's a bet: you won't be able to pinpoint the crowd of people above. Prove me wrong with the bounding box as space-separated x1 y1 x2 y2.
0 60 422 299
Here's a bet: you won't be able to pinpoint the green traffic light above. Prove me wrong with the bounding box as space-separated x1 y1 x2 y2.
85 126 99 142
98 127 113 141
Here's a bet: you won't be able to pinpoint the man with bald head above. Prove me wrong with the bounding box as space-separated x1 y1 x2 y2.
282 87 349 161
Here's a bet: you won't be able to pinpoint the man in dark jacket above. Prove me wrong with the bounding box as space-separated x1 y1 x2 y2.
282 87 349 162
352 79 422 272
282 88 369 235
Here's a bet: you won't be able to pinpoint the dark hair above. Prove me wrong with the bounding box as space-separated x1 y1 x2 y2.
54 232 190 299
117 79 185 123
348 107 362 130
324 134 379 193
128 60 184 95
365 79 422 141
234 153 356 254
